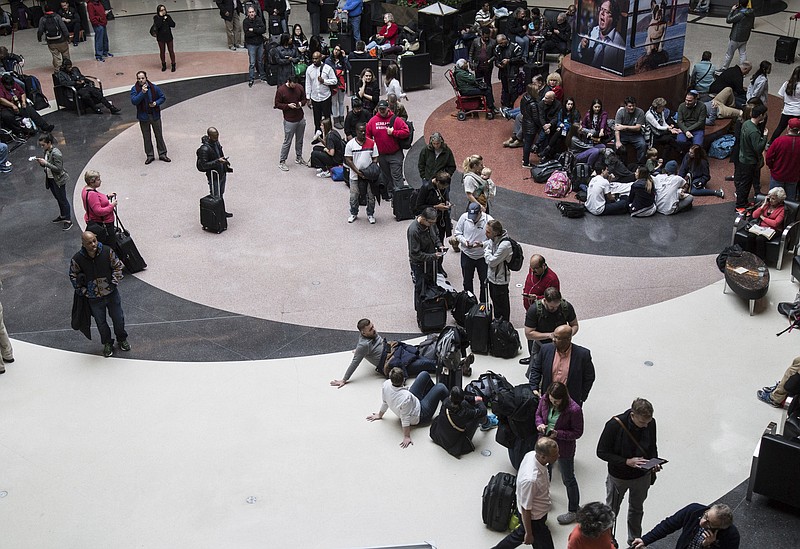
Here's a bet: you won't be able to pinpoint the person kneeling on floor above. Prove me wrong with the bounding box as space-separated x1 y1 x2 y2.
430 385 499 457
367 367 449 448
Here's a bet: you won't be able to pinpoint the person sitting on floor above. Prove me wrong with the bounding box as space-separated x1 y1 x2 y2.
429 385 499 458
585 163 630 216
309 117 344 178
367 367 449 448
679 145 724 198
654 160 693 215
55 59 121 115
629 166 657 217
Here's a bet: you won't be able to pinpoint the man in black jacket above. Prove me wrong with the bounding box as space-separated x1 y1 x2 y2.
216 0 243 50
56 59 120 114
243 5 266 86
407 207 444 310
306 0 324 37
543 12 571 55
709 62 751 109
597 398 661 547
343 97 371 141
197 127 233 218
537 90 562 159
494 34 524 109
528 324 591 405
632 503 739 549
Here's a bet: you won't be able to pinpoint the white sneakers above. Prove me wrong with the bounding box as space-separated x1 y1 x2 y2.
278 162 289 171
349 214 376 224
347 214 357 223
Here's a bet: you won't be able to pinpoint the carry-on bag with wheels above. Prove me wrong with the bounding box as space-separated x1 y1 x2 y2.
112 209 147 273
417 266 448 333
776 18 798 63
393 185 415 221
464 282 492 354
200 170 227 233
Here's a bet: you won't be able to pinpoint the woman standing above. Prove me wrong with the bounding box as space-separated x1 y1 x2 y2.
746 60 771 107
35 134 72 231
292 24 309 60
153 4 176 72
274 33 300 85
326 44 350 129
357 67 380 113
462 154 489 209
535 381 585 526
384 63 406 100
769 66 800 143
679 145 724 198
82 169 118 246
483 219 513 321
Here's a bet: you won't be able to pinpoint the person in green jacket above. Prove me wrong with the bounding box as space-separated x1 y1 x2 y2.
417 132 456 183
453 57 496 111
734 103 768 210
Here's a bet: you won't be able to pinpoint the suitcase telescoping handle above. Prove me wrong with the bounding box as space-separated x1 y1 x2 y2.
791 16 798 38
210 169 221 199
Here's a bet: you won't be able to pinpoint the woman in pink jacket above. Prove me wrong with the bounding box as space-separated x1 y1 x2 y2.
81 169 118 246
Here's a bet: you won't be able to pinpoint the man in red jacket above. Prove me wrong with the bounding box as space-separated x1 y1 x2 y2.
87 0 112 62
366 99 409 195
274 75 308 172
765 117 800 201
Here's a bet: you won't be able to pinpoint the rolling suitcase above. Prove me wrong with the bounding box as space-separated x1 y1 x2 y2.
200 171 227 233
392 185 415 221
417 275 448 333
465 287 492 355
113 209 147 273
776 18 798 64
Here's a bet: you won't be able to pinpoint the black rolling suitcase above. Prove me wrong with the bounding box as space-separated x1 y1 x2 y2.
417 271 448 333
776 18 798 64
482 472 517 532
393 185 415 221
200 171 227 233
465 288 492 354
112 209 147 273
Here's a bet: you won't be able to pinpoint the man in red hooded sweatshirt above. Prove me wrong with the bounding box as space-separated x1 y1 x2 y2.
366 99 409 195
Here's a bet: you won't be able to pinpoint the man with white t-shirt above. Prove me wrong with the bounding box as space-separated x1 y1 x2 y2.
585 164 629 216
490 437 559 549
654 160 693 215
344 123 378 224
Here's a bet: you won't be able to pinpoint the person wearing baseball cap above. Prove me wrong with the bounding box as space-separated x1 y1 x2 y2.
765 116 800 200
366 97 410 194
453 202 493 302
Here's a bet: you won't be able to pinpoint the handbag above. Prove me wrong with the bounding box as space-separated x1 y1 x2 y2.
613 416 658 485
293 62 307 77
149 24 157 38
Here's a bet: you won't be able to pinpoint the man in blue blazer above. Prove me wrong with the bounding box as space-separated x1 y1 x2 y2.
528 324 595 406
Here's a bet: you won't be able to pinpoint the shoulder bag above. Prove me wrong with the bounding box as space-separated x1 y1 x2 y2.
613 416 658 485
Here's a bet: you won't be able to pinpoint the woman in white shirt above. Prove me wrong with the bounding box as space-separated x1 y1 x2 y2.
384 63 407 100
770 65 800 143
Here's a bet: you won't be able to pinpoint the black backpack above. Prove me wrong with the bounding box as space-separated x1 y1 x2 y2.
530 159 562 183
557 201 586 218
489 319 521 359
44 14 62 40
451 290 478 326
196 145 207 172
465 370 514 402
482 472 517 532
501 237 524 271
390 114 414 149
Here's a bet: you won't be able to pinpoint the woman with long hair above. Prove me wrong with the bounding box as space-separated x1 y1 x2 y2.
384 63 407 100
746 59 771 107
580 98 611 144
679 145 724 198
309 118 344 177
629 166 657 217
462 154 489 209
274 33 299 85
357 67 380 112
534 382 584 525
325 44 350 128
291 23 308 56
769 65 800 143
429 385 498 458
153 4 176 72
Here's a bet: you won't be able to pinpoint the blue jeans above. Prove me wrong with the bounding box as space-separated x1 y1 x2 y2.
514 35 529 59
549 457 580 512
460 253 487 301
88 289 127 345
350 14 361 42
93 25 109 59
676 129 704 149
246 43 265 81
619 133 647 163
600 195 630 215
771 177 798 201
409 371 448 424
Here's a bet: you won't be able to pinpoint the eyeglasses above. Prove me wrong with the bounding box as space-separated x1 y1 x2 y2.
701 511 722 530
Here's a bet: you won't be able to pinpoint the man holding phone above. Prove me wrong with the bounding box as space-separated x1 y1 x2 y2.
130 71 170 165
631 503 740 549
407 207 444 311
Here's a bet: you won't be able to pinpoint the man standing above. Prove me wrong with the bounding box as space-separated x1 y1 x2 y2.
523 287 578 372
734 103 768 211
494 34 523 109
274 75 308 172
0 277 14 374
37 8 70 70
597 397 661 547
764 117 800 200
676 90 707 151
490 437 559 549
216 0 244 51
367 367 449 448
306 0 324 38
722 0 754 70
305 51 337 135
632 503 740 549
69 231 130 358
484 219 514 322
197 127 233 218
407 207 444 311
344 122 378 223
522 255 559 313
243 5 266 87
343 97 371 141
453 202 492 301
529 324 593 407
615 97 647 164
366 99 410 194
330 319 437 388
130 71 170 165
342 0 363 42
469 27 496 103
87 0 112 62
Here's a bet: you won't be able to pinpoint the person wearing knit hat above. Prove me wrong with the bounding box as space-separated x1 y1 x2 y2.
764 117 800 200
654 160 693 214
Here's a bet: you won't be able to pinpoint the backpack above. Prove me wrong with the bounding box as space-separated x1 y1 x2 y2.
451 290 478 327
489 319 521 359
436 325 463 373
390 114 414 149
530 159 561 183
465 370 514 402
544 170 570 198
558 150 577 179
43 13 62 41
196 144 209 172
500 236 524 271
416 333 438 362
493 383 539 442
482 472 517 532
715 244 743 272
708 134 735 159
557 201 586 218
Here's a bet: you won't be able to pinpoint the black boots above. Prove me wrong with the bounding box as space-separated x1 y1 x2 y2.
161 62 167 72
171 63 175 72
